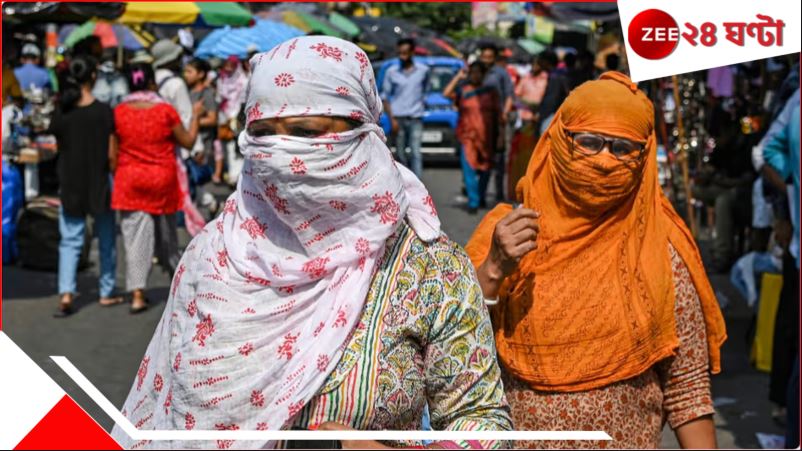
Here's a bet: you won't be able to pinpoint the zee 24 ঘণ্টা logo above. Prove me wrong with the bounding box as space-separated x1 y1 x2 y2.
627 9 786 60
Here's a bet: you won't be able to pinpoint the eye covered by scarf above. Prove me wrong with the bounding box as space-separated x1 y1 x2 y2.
113 36 441 449
466 71 726 392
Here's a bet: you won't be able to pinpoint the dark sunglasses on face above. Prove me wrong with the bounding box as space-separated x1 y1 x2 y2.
567 131 645 163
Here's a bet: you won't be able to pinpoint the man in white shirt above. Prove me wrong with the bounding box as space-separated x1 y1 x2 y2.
150 39 194 159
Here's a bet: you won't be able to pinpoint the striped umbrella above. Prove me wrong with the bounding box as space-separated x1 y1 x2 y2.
118 2 252 28
272 10 345 38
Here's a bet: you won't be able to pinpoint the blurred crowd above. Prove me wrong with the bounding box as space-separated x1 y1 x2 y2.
381 37 624 214
3 35 258 314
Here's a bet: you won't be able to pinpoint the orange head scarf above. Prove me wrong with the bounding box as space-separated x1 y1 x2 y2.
466 72 726 392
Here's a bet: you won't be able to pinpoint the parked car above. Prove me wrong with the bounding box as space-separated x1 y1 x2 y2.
374 56 464 164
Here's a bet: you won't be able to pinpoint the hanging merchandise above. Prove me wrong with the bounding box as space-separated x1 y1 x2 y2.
529 16 555 44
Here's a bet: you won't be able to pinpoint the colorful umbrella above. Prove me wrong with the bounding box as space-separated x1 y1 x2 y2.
429 38 462 58
195 20 304 60
59 21 152 50
276 11 344 38
517 38 546 55
328 12 360 37
118 2 252 28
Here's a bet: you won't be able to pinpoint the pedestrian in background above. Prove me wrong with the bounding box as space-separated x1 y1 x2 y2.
111 63 202 314
693 97 758 272
49 55 120 317
151 39 193 137
92 50 129 108
216 55 248 125
216 55 249 186
515 51 555 125
184 58 220 179
762 90 800 438
150 39 208 235
537 50 570 135
183 57 220 215
381 37 430 179
566 49 597 91
467 72 726 449
478 43 514 202
14 43 51 93
507 51 555 198
444 61 499 214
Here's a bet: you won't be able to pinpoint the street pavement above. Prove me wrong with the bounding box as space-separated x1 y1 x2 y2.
2 166 787 447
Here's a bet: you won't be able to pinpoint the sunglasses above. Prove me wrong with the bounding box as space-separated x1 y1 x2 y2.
567 131 645 163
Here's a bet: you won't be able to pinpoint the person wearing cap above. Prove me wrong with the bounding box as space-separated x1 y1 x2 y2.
150 39 193 146
129 49 154 65
14 43 51 93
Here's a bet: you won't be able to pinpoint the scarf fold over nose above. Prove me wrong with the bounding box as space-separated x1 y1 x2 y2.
466 71 726 392
114 36 441 448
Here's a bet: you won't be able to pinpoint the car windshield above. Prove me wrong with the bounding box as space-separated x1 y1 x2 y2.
428 65 459 93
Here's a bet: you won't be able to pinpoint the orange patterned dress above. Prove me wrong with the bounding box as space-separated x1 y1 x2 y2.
501 245 715 449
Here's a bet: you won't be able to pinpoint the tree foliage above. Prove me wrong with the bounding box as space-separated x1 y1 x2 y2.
374 2 473 39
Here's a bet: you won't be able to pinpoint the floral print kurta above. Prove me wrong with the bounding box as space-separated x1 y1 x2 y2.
290 222 512 449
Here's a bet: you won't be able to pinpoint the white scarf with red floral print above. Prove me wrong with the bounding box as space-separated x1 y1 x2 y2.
112 36 440 449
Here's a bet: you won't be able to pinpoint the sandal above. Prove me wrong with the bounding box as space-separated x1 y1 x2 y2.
54 295 74 318
130 297 150 314
99 296 125 307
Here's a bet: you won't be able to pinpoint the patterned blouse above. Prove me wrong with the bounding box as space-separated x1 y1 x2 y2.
288 223 512 449
502 244 715 449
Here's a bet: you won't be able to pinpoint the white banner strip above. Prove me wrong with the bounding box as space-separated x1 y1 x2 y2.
51 355 612 442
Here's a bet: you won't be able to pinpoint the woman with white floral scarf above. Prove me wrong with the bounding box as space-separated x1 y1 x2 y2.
112 36 511 450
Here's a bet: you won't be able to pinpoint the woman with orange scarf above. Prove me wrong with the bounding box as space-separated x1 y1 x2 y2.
466 72 727 449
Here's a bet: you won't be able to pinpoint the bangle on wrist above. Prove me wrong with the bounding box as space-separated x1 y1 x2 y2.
484 296 499 306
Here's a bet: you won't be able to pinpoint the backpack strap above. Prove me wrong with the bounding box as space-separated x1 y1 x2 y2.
157 75 178 91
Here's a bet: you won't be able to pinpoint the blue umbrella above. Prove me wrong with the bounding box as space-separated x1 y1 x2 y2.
194 26 229 56
195 19 304 59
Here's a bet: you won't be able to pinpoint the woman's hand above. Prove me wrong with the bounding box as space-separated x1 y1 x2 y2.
477 207 540 299
443 68 467 100
315 422 392 449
